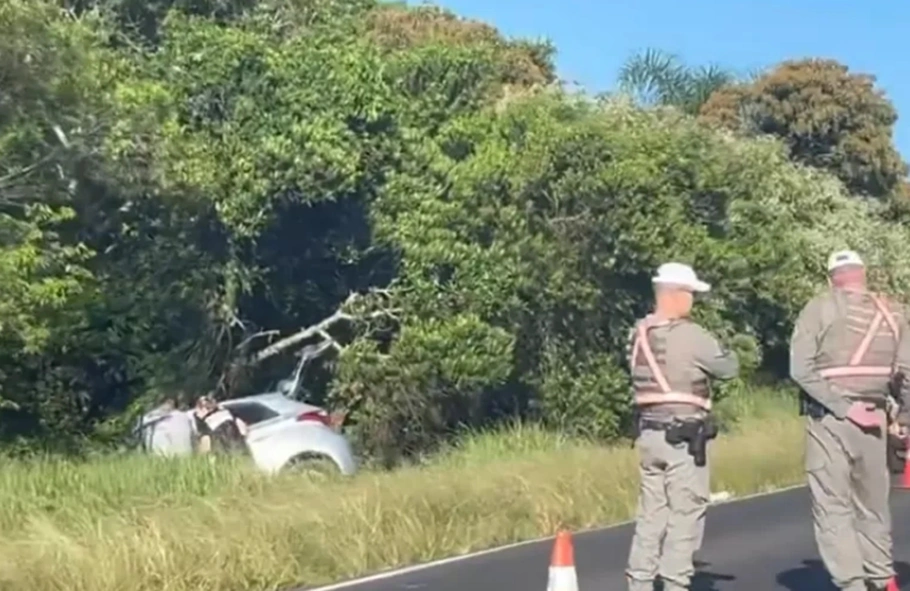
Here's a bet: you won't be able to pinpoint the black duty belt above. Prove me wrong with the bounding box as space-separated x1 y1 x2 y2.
800 392 887 419
640 419 673 431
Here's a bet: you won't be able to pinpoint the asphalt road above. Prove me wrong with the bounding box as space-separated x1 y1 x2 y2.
308 484 910 591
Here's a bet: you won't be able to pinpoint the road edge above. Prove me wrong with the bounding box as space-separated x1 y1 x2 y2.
305 482 806 591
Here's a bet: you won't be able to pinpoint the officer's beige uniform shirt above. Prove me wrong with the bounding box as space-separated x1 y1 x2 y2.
625 319 739 419
791 290 910 420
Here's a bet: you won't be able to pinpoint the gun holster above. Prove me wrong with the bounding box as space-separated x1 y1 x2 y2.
800 389 891 426
799 391 828 419
890 371 905 405
888 431 906 474
665 415 718 467
628 407 642 446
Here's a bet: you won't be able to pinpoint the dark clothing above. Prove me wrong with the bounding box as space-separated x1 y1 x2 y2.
195 407 247 454
888 433 906 475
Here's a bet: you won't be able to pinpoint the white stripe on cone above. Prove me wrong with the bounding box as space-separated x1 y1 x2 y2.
547 566 579 591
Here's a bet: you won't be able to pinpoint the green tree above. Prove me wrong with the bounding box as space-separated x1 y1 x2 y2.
616 48 736 115
0 0 115 442
331 90 910 459
5 0 910 466
699 58 908 199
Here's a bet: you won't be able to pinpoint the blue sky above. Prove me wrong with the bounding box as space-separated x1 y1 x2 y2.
420 0 910 161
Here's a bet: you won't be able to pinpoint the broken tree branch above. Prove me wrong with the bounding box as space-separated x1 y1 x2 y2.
234 329 280 352
250 291 399 365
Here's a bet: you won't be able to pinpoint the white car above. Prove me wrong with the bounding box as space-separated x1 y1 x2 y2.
215 391 357 476
139 344 357 476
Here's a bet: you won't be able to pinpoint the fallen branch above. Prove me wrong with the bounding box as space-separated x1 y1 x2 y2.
251 294 355 363
234 329 280 352
250 291 399 364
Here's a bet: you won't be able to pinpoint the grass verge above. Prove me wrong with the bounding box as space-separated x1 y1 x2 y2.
0 388 804 591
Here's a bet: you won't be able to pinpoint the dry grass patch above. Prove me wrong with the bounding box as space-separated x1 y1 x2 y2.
0 389 804 591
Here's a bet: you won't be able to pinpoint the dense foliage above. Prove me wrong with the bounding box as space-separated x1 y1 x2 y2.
1 0 907 463
698 58 907 199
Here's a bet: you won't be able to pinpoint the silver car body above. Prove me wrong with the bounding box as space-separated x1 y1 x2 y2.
215 393 357 475
139 345 357 474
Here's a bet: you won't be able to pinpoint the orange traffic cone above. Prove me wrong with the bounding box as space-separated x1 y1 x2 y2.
886 576 899 591
546 530 578 591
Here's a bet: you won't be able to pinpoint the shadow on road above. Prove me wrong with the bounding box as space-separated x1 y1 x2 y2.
652 561 735 590
776 559 910 590
690 560 736 591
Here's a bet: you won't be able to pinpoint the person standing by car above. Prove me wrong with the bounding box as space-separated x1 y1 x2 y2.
193 394 249 456
136 395 194 457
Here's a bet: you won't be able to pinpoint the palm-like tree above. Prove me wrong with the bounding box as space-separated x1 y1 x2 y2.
616 48 737 115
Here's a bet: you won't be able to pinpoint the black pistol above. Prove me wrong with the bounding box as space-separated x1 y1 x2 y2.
666 417 716 467
688 421 708 467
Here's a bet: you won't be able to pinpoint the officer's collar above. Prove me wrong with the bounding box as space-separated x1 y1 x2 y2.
642 313 684 328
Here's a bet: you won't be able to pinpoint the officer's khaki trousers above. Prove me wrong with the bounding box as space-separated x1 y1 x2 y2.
626 428 710 591
806 412 893 590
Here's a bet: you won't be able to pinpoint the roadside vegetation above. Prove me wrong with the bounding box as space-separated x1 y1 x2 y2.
1 0 909 589
0 388 801 591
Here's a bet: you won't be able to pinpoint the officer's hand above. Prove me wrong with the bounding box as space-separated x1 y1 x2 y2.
846 401 883 428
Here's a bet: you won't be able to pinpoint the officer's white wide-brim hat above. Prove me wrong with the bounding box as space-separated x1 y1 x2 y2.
651 262 711 293
827 249 865 272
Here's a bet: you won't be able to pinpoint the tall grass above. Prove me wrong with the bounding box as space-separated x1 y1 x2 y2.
0 387 804 591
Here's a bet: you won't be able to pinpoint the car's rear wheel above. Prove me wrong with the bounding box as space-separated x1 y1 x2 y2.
284 452 339 481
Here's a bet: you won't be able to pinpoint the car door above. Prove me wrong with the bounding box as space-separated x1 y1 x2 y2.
221 401 291 466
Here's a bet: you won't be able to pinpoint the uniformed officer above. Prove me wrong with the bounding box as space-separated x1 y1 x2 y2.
193 395 250 456
625 262 740 591
789 249 910 591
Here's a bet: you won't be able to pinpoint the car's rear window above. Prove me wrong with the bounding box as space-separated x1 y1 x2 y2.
226 402 280 425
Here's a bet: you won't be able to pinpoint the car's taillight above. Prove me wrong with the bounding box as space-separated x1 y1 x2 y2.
296 410 330 426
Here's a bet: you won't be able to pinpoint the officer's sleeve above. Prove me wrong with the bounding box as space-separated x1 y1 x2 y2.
789 297 850 419
690 325 740 380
